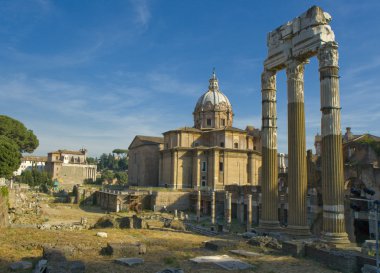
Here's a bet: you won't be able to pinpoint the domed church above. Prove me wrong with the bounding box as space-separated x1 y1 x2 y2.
128 71 262 190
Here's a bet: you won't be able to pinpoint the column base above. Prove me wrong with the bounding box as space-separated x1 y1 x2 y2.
285 225 311 238
320 232 350 245
258 219 282 233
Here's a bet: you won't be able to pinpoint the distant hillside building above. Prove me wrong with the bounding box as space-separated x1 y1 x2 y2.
128 136 164 187
129 72 262 190
13 156 47 176
45 149 97 188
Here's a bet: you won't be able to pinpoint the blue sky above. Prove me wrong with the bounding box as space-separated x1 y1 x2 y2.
1 0 380 157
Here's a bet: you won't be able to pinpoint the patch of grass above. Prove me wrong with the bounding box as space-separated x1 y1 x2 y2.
163 256 179 266
0 186 8 198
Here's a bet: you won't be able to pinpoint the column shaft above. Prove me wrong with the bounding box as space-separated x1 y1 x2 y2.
318 42 349 244
259 70 280 231
286 61 310 236
196 190 201 222
211 191 216 225
247 194 252 231
225 192 231 226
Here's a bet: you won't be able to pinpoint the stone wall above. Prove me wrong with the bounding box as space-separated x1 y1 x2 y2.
58 164 96 188
129 144 161 187
0 189 9 227
151 191 191 211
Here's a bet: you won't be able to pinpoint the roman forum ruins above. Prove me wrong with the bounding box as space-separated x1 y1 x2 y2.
259 6 350 243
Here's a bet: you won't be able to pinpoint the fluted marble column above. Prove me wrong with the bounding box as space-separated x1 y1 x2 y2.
259 70 280 231
211 191 216 225
286 60 311 237
318 42 349 244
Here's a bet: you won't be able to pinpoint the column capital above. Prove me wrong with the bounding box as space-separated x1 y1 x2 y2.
286 60 307 81
318 42 339 68
261 70 276 90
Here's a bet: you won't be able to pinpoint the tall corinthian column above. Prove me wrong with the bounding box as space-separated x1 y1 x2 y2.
259 70 280 231
318 42 349 244
286 60 311 237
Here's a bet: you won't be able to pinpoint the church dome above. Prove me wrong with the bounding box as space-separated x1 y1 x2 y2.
193 71 233 129
194 72 232 113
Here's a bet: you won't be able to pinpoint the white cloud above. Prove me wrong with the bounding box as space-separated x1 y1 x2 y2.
130 0 151 28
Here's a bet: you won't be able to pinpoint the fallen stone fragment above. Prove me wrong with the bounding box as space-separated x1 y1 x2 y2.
9 260 33 271
156 268 184 273
34 259 48 273
69 260 86 273
190 255 252 271
204 240 237 251
229 249 263 257
102 242 147 256
115 257 144 266
96 232 108 238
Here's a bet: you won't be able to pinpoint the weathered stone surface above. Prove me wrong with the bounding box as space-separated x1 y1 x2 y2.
361 240 376 256
96 232 108 238
204 240 237 251
156 269 184 273
282 241 306 257
229 249 263 257
9 261 33 271
69 260 85 273
190 255 253 271
361 264 378 273
114 257 144 266
94 216 117 228
34 259 48 273
247 236 282 250
102 242 147 256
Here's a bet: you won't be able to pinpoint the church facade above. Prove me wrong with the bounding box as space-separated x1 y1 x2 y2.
129 73 261 190
129 72 262 190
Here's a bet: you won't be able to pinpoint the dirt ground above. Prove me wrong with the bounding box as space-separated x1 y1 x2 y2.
0 192 342 273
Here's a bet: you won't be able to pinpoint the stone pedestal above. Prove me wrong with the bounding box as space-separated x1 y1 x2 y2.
285 60 310 237
318 42 349 244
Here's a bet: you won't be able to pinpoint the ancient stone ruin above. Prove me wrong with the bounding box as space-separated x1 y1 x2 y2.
259 6 349 244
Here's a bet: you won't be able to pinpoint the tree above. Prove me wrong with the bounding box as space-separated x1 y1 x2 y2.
112 149 128 156
18 168 53 192
0 136 21 178
115 171 128 185
118 157 128 171
101 170 114 184
0 115 39 153
86 157 97 164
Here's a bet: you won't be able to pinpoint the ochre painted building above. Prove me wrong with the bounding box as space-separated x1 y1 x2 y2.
129 72 262 190
45 149 97 188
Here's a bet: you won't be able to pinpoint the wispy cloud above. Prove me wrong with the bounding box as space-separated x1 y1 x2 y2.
130 0 151 28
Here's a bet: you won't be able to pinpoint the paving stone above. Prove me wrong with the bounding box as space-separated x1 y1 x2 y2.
229 249 263 257
156 268 184 273
9 261 33 271
96 232 108 238
115 257 144 266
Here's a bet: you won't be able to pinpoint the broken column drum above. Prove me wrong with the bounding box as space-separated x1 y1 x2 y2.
260 6 349 243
